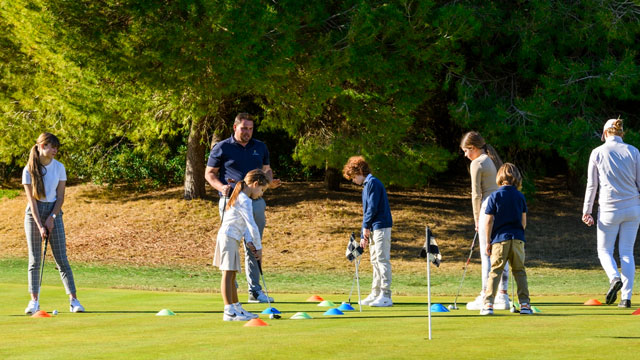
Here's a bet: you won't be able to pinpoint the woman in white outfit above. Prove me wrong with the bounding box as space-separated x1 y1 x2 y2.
582 118 640 308
460 131 510 310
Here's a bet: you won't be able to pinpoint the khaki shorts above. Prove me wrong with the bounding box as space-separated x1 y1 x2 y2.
214 233 242 272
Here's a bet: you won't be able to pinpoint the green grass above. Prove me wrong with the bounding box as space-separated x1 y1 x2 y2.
3 258 639 359
2 284 639 359
0 258 614 296
0 189 20 199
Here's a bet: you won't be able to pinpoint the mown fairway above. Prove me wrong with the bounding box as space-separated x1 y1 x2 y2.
3 286 639 359
2 275 640 359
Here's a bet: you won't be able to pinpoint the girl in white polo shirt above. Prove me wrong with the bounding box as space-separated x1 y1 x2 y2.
22 133 84 314
214 169 270 321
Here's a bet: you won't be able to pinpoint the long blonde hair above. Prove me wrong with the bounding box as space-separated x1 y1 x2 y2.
27 133 61 200
226 169 269 210
460 131 503 170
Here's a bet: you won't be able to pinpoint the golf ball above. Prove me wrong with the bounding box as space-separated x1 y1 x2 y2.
269 314 275 319
52 310 58 315
447 305 454 310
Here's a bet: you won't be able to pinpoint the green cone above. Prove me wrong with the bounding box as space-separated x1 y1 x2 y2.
317 300 335 307
156 309 176 316
290 312 313 319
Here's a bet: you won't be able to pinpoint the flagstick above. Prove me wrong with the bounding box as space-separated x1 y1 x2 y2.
427 251 432 339
355 258 362 312
427 226 432 340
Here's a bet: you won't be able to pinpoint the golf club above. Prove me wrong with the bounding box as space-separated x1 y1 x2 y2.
451 232 478 310
347 258 361 304
510 270 519 313
37 231 49 301
257 260 281 319
345 232 363 310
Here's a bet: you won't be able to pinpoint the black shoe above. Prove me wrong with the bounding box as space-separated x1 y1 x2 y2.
618 299 631 308
606 277 623 305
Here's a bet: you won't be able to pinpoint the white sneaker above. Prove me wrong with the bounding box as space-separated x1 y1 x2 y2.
519 303 533 315
359 293 379 306
466 294 484 310
234 304 259 319
25 300 39 314
69 298 85 313
480 304 494 315
369 295 393 307
494 293 511 310
223 307 252 321
248 290 274 303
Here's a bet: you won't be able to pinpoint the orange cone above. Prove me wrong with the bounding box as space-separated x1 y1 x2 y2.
632 308 640 315
584 299 602 305
31 310 52 318
244 318 269 327
306 295 324 302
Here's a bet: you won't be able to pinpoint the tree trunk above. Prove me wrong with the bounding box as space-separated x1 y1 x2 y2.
324 166 341 191
183 116 208 200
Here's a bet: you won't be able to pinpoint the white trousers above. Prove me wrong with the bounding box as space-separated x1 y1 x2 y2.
597 206 640 301
479 199 509 293
368 227 392 297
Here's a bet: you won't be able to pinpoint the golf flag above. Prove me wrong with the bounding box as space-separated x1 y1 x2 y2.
420 226 442 267
345 232 364 262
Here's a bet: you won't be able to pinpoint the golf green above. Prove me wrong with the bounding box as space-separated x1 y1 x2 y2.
2 283 639 359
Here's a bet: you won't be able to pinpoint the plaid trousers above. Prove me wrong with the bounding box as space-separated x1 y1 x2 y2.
25 201 76 295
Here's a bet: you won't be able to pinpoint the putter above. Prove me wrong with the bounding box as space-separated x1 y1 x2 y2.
37 231 49 302
451 232 478 310
257 260 281 319
510 271 519 313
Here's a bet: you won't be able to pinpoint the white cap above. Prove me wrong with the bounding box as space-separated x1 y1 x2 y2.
601 119 619 141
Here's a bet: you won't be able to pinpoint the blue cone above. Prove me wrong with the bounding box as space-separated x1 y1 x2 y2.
261 307 282 315
323 308 344 316
338 302 355 311
430 303 450 312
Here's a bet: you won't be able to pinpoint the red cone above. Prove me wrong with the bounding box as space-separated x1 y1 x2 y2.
306 295 324 302
31 310 52 318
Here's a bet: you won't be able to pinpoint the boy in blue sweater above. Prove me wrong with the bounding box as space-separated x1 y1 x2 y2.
481 163 532 315
343 156 393 307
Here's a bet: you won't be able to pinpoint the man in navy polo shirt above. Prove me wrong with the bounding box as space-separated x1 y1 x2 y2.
205 113 281 303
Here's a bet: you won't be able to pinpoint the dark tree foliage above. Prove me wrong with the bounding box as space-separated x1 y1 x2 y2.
2 0 640 193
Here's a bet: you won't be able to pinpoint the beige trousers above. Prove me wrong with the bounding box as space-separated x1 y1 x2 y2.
484 240 529 305
369 227 392 297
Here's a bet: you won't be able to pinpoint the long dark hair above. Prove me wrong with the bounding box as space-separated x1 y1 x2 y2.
27 133 60 200
460 131 503 170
